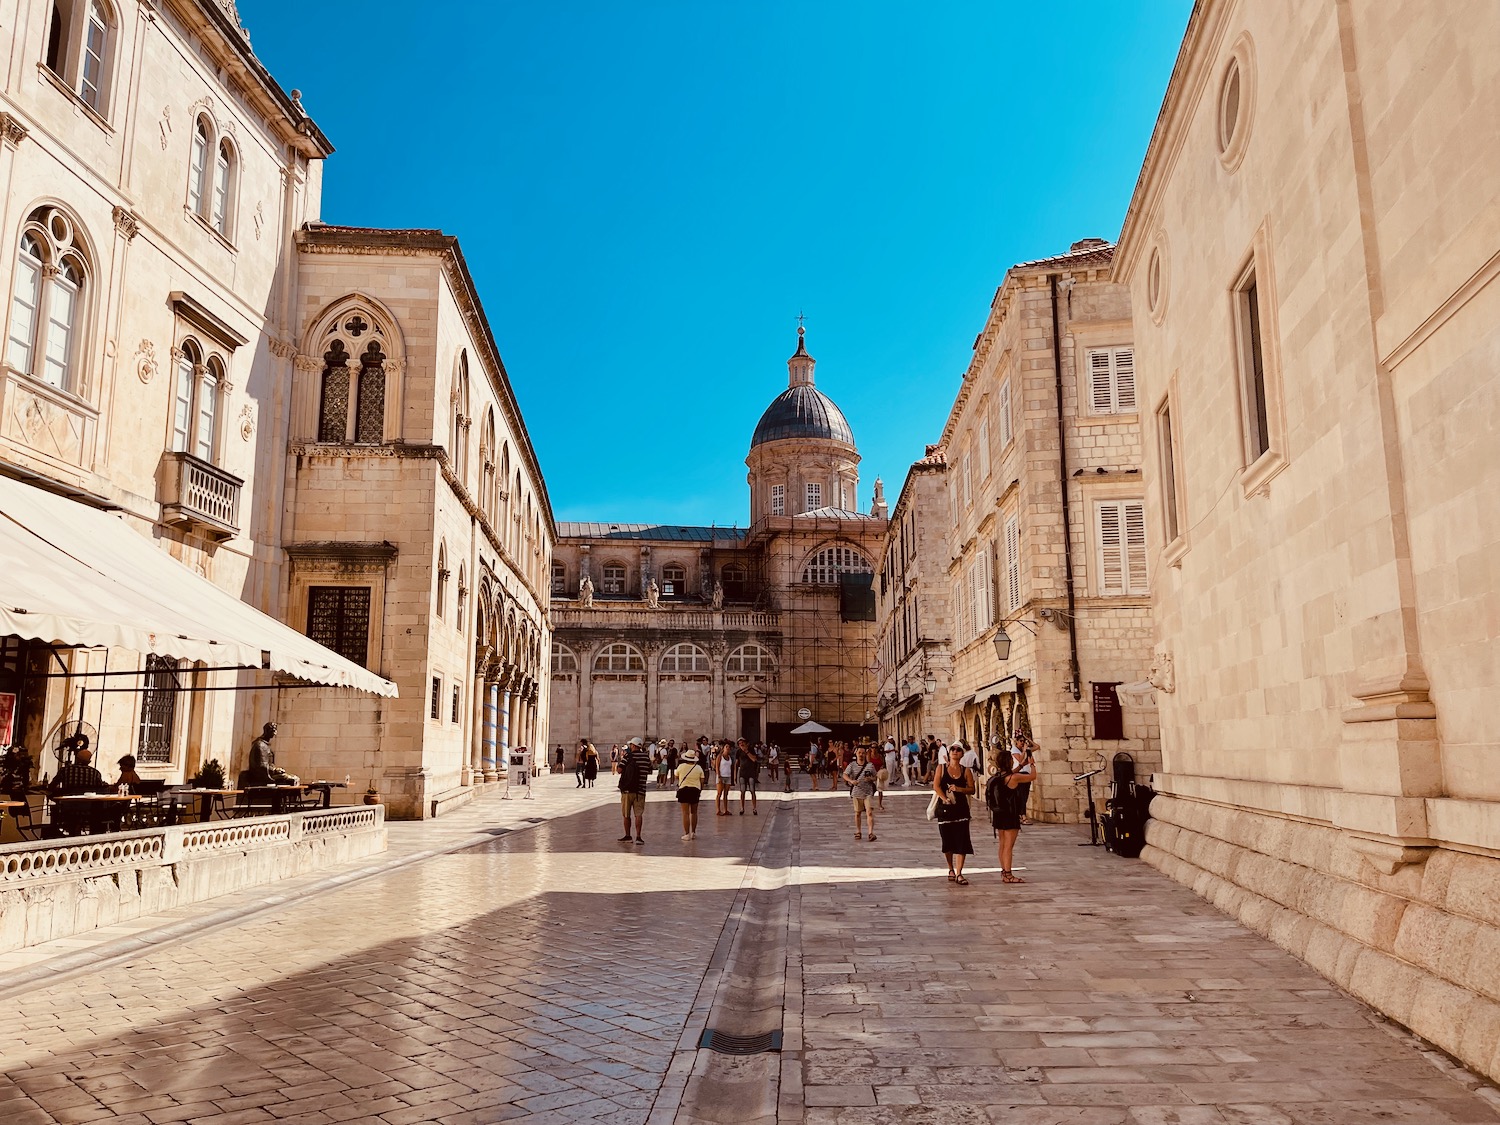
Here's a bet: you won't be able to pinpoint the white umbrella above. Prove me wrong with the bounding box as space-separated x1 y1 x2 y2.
789 720 831 735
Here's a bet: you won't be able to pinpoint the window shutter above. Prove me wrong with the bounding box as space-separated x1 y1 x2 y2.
1125 500 1148 593
1005 516 1020 611
1089 349 1114 413
1098 502 1124 595
999 380 1013 446
1116 348 1136 412
977 419 991 480
983 541 996 629
961 454 973 510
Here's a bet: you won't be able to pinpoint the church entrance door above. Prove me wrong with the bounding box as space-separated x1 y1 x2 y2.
739 707 762 744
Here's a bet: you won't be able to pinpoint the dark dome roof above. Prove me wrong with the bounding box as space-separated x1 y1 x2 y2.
751 384 855 447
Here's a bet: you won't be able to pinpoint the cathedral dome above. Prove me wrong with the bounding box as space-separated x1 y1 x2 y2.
749 328 855 449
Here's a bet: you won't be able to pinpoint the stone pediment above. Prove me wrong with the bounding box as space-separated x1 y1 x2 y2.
733 685 768 705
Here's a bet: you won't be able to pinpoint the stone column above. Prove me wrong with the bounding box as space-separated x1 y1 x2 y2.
578 645 594 741
499 679 514 766
466 647 492 785
644 641 661 739
482 678 500 781
710 641 728 740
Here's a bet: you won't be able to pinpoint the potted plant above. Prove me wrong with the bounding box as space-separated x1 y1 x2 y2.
194 758 226 790
363 780 381 805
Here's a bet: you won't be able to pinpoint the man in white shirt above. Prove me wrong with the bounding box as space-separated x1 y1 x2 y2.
902 737 919 786
960 741 981 772
882 738 898 785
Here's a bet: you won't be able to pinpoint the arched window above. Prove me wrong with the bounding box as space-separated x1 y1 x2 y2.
551 643 578 678
44 0 116 114
316 311 391 445
660 564 686 597
196 356 223 460
451 352 470 484
721 562 749 601
481 410 496 520
212 139 235 236
188 118 210 214
660 643 710 675
593 643 644 674
435 543 449 620
456 564 467 627
7 206 89 394
726 643 777 675
802 544 874 585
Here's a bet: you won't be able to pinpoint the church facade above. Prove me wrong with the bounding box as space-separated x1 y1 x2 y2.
548 329 887 751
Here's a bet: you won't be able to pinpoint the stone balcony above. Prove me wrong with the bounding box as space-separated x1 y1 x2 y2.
551 605 781 633
158 451 243 540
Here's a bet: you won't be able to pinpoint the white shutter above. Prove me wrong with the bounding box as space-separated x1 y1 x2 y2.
1124 500 1148 593
982 541 996 629
961 454 973 510
1115 348 1136 412
977 419 991 480
1098 502 1125 595
1089 349 1114 413
998 379 1013 446
1005 516 1020 611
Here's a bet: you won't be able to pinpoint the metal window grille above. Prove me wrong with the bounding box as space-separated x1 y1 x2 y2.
136 655 180 764
307 586 371 668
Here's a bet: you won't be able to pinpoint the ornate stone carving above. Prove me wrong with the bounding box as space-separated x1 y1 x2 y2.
135 340 158 384
644 578 660 609
711 580 724 611
292 354 323 373
238 404 255 441
253 200 265 241
1148 649 1175 693
268 337 297 359
2 113 30 147
578 574 594 608
158 106 171 150
112 206 139 241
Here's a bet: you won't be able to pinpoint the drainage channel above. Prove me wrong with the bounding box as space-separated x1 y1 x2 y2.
674 799 794 1124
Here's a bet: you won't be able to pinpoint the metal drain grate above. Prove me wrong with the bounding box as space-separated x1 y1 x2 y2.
698 1029 783 1055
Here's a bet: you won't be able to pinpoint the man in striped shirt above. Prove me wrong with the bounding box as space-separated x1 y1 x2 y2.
617 736 654 845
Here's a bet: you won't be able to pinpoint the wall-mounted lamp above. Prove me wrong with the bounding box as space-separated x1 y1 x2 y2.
923 672 937 694
992 630 1012 662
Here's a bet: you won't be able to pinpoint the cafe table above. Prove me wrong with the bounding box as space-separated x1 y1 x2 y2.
171 788 242 823
50 792 142 835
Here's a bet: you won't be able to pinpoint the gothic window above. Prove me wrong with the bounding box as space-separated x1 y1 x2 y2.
593 642 644 674
44 0 116 114
801 544 874 585
601 563 625 594
551 643 578 678
726 643 776 675
354 341 385 443
480 412 496 520
660 643 710 675
456 565 467 627
306 585 371 668
435 543 449 620
170 340 225 462
317 340 351 442
7 207 89 394
661 564 685 597
452 352 470 483
135 654 180 764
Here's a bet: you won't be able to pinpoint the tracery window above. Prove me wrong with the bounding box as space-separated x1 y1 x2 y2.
435 543 449 620
660 642 710 675
7 206 89 394
593 642 644 674
726 643 776 675
316 313 390 444
801 544 874 586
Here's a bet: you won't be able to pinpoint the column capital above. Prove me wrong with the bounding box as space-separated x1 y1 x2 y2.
0 112 28 148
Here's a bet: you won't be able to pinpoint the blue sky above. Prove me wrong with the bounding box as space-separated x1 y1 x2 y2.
239 1 1191 527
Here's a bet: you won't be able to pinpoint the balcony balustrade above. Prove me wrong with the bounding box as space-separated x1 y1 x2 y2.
551 605 780 632
159 451 242 539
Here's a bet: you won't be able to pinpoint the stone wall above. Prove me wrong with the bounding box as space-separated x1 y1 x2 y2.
0 807 386 952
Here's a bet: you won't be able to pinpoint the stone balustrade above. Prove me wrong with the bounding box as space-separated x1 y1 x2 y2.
551 606 780 632
0 806 385 952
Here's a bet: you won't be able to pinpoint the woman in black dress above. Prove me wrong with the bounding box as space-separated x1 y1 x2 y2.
988 747 1035 883
933 750 976 885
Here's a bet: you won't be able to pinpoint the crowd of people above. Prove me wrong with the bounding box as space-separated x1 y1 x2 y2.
560 728 1042 886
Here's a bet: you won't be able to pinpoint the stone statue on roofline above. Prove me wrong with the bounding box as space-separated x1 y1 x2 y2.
645 578 661 609
711 579 724 611
579 573 594 608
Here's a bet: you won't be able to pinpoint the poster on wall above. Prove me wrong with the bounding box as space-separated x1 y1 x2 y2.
0 692 15 746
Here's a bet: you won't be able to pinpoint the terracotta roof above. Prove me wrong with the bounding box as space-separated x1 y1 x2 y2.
1012 238 1115 272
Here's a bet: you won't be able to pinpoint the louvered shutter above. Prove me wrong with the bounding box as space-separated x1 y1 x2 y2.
983 540 997 629
1005 516 1021 611
1098 502 1125 595
999 380 1013 446
1089 349 1114 413
977 419 991 480
1116 348 1136 412
1124 500 1148 593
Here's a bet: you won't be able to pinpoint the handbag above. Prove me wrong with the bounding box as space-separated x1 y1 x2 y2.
925 791 940 821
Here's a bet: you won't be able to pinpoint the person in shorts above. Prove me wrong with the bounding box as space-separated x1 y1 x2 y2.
675 747 705 840
736 738 761 816
842 746 878 841
617 736 651 844
715 741 735 816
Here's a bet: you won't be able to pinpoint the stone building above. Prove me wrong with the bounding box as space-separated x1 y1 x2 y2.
873 446 951 744
0 0 550 818
548 328 887 751
880 240 1157 821
1116 0 1500 1083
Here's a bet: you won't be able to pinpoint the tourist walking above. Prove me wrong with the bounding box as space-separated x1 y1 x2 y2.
736 738 761 815
843 747 878 841
676 747 706 840
617 736 652 844
933 746 976 884
584 743 599 787
902 735 918 787
714 741 735 816
1011 732 1036 824
872 742 889 809
987 742 1036 883
575 740 589 788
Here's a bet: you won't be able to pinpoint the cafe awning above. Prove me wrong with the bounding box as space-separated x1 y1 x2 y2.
970 675 1023 706
0 472 396 696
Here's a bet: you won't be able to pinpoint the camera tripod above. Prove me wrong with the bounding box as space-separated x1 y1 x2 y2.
1073 767 1104 847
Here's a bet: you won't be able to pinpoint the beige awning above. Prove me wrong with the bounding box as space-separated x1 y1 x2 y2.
0 473 396 696
970 675 1022 705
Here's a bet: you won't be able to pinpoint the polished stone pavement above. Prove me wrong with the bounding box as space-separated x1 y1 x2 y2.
1 776 1496 1124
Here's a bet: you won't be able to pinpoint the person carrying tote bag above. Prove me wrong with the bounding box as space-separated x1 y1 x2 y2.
676 749 706 840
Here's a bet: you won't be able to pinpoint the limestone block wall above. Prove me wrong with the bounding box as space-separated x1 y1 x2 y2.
1144 796 1500 1082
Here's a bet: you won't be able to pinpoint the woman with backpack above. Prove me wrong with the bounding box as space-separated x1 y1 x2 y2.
986 743 1037 883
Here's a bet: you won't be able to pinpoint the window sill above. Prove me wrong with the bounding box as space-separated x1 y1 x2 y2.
37 64 114 134
184 208 237 252
0 363 98 414
1239 448 1288 498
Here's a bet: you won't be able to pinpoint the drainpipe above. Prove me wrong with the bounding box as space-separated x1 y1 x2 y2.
1049 274 1082 701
